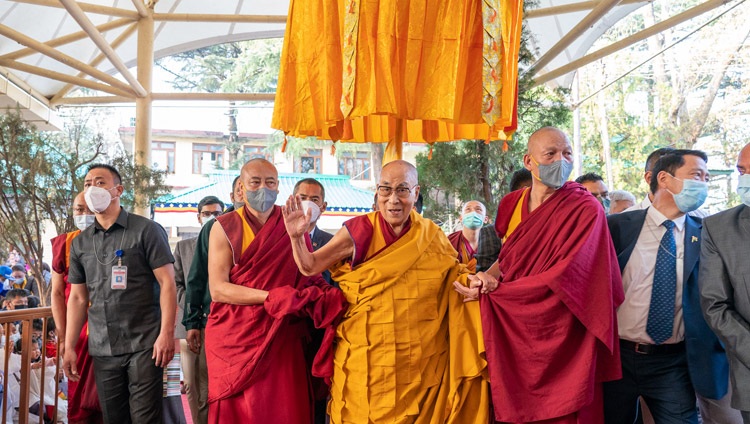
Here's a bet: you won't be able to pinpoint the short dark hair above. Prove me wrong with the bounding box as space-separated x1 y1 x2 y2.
197 196 224 214
5 288 28 301
15 336 41 356
645 147 676 173
415 193 424 214
11 264 25 273
27 296 40 308
649 149 708 194
575 172 604 184
293 178 326 200
509 169 532 192
88 164 122 185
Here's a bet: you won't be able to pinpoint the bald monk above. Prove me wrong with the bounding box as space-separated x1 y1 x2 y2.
283 160 491 423
448 200 489 272
205 159 348 423
484 127 624 423
50 193 102 424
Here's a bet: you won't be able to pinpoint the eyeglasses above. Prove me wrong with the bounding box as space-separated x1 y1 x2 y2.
376 185 415 198
200 211 222 218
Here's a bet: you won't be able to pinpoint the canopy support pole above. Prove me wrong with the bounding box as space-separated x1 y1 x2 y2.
134 1 154 217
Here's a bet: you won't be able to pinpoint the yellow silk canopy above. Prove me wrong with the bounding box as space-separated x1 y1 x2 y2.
272 0 524 160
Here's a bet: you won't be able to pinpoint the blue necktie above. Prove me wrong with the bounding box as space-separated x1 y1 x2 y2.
647 220 677 345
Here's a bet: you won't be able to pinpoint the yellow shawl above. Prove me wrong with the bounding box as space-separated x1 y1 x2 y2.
329 211 489 423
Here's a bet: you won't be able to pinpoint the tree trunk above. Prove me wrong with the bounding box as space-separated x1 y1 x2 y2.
476 140 493 204
371 143 384 183
226 101 241 166
686 26 750 147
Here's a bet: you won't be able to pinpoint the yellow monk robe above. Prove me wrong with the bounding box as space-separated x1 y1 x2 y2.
329 210 489 423
272 0 524 144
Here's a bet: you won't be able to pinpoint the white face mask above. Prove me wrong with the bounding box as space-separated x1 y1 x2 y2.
201 214 216 226
300 200 321 223
74 214 96 231
9 333 20 344
85 186 117 214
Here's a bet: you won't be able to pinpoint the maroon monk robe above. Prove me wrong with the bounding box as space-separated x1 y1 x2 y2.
344 211 411 267
481 182 624 423
50 232 101 422
447 230 477 262
205 206 348 424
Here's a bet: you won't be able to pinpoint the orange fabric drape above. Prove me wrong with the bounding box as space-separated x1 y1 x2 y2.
272 0 523 150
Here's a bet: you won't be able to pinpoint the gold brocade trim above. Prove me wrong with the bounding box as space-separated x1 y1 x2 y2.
340 0 360 118
482 0 503 127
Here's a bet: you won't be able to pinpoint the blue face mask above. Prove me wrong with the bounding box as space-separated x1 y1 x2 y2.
245 187 277 213
737 174 750 207
600 197 611 214
462 211 484 230
532 156 573 190
668 176 708 213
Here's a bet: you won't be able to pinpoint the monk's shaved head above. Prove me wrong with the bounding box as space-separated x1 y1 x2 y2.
462 200 486 216
381 160 418 186
73 191 92 216
737 143 750 175
241 158 277 179
527 127 570 155
377 160 419 233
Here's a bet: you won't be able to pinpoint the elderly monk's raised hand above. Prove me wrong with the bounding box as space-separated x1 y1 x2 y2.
282 195 312 239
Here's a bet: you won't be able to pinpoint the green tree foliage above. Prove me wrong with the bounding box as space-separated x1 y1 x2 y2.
157 39 282 168
576 0 749 205
0 111 168 305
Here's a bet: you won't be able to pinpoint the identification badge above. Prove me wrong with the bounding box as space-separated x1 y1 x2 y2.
111 266 127 290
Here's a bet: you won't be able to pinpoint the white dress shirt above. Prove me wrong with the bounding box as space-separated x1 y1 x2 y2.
619 206 686 344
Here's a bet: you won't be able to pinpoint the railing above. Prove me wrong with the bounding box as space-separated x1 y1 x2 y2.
0 307 60 424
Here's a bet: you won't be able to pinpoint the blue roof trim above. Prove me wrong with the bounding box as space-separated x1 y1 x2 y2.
155 171 374 210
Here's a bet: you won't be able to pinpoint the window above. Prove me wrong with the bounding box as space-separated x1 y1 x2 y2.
152 141 176 174
192 143 225 174
294 149 322 174
339 151 371 180
244 145 271 162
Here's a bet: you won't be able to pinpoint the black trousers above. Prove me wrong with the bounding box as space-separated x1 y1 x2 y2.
92 348 163 424
603 345 698 424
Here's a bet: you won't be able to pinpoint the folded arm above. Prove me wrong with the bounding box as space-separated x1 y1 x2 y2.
208 221 269 305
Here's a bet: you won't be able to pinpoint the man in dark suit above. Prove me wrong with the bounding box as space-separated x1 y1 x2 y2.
292 177 335 424
700 142 750 423
175 195 224 424
293 177 334 254
604 149 732 423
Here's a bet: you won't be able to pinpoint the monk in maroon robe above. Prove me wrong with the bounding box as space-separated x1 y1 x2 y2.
447 200 489 272
50 192 102 424
481 127 623 423
205 159 347 423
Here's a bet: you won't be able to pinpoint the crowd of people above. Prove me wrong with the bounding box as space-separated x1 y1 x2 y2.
2 125 749 424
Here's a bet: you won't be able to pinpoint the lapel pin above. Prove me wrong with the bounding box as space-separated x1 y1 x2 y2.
691 236 698 243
